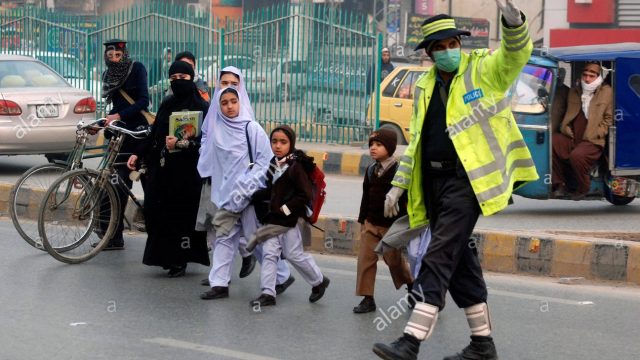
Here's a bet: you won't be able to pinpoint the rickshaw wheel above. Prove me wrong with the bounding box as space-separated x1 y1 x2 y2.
604 185 635 206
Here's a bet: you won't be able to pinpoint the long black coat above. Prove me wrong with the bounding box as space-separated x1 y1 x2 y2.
138 93 210 268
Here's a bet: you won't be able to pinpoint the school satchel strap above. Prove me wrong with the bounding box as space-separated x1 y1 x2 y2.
118 88 156 125
245 122 254 169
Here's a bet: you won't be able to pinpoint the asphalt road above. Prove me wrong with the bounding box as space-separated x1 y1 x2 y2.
1 220 639 360
2 155 639 233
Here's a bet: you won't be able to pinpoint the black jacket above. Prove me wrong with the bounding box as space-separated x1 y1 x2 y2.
358 161 407 228
108 61 150 131
252 157 312 228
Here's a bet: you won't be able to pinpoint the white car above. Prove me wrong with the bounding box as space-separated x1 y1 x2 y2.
245 59 306 101
199 55 255 87
0 54 97 161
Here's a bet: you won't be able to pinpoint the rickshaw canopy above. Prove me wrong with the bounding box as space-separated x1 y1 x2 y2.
547 42 640 61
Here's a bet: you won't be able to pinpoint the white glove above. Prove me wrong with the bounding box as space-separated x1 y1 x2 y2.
495 0 523 27
384 186 405 218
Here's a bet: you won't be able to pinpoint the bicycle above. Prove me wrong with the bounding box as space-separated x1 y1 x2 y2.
37 121 149 264
9 119 108 250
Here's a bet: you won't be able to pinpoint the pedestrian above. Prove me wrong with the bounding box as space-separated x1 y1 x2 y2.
126 60 210 277
353 128 413 314
366 47 395 95
97 39 151 250
196 67 293 292
551 67 569 133
552 62 613 200
248 125 330 307
161 47 173 80
198 84 293 300
372 1 537 359
165 51 210 103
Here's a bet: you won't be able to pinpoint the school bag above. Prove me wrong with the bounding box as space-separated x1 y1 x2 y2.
305 164 326 225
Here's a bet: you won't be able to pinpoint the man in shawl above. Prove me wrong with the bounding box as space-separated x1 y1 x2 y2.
127 61 210 276
99 39 150 250
552 62 613 200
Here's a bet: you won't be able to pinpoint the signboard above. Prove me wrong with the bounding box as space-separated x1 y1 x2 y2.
414 0 431 16
387 3 401 34
406 15 490 50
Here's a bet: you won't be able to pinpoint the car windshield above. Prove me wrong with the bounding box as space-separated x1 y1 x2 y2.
511 64 554 114
37 56 85 79
0 60 69 88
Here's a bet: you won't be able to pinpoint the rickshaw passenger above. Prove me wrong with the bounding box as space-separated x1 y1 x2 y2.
551 68 569 133
552 62 613 199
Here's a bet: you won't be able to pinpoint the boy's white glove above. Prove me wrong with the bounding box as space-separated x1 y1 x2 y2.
495 0 523 27
384 186 405 218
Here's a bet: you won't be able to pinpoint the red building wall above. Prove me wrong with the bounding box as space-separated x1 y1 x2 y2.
567 0 615 24
551 0 640 47
551 29 640 47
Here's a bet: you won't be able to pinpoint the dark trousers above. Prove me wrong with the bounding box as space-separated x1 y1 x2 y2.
552 133 602 195
414 170 487 310
99 163 133 243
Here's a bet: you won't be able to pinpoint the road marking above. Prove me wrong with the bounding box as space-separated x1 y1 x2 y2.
488 289 594 306
143 338 282 360
321 267 594 306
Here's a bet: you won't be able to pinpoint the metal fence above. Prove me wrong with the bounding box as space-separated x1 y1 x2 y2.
1 1 379 144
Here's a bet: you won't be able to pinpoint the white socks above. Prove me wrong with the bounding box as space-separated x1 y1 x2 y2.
404 302 439 341
464 303 492 337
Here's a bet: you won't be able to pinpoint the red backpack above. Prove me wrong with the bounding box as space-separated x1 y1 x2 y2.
306 165 326 224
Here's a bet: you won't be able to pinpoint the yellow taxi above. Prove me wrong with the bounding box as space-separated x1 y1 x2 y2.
369 65 430 144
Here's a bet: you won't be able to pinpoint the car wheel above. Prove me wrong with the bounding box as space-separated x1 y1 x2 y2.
379 123 407 145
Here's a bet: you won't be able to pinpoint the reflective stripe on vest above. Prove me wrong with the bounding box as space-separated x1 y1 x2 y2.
450 58 535 203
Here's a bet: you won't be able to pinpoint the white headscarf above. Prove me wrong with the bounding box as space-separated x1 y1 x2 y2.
198 66 255 177
204 83 273 213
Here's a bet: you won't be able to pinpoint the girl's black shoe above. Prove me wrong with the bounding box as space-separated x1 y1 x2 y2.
250 294 276 307
200 286 229 300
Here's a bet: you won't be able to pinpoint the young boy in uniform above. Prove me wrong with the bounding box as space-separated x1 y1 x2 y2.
354 129 413 313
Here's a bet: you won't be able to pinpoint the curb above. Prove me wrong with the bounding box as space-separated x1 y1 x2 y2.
308 217 640 286
2 180 639 285
303 149 372 177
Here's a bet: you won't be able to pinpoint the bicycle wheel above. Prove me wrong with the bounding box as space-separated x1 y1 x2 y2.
9 163 67 250
38 169 120 264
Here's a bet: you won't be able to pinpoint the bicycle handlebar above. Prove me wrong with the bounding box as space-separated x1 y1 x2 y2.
106 123 151 139
76 119 150 139
77 118 107 130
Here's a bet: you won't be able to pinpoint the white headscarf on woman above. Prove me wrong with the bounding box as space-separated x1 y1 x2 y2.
206 87 273 213
198 66 255 177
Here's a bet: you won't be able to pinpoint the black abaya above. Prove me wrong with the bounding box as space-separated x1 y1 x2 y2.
137 89 210 268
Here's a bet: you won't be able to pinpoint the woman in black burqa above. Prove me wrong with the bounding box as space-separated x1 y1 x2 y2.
128 61 210 277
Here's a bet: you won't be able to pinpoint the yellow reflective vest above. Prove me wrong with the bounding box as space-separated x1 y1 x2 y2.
392 19 539 229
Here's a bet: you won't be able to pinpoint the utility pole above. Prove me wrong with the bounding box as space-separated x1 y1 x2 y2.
372 0 388 46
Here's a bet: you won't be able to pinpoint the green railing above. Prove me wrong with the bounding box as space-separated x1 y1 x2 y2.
1 1 380 144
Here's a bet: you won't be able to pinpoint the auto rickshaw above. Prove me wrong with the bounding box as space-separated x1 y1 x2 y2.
513 43 640 205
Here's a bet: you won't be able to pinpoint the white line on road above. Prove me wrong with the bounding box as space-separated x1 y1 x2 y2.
143 338 282 360
488 289 594 306
321 266 595 306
